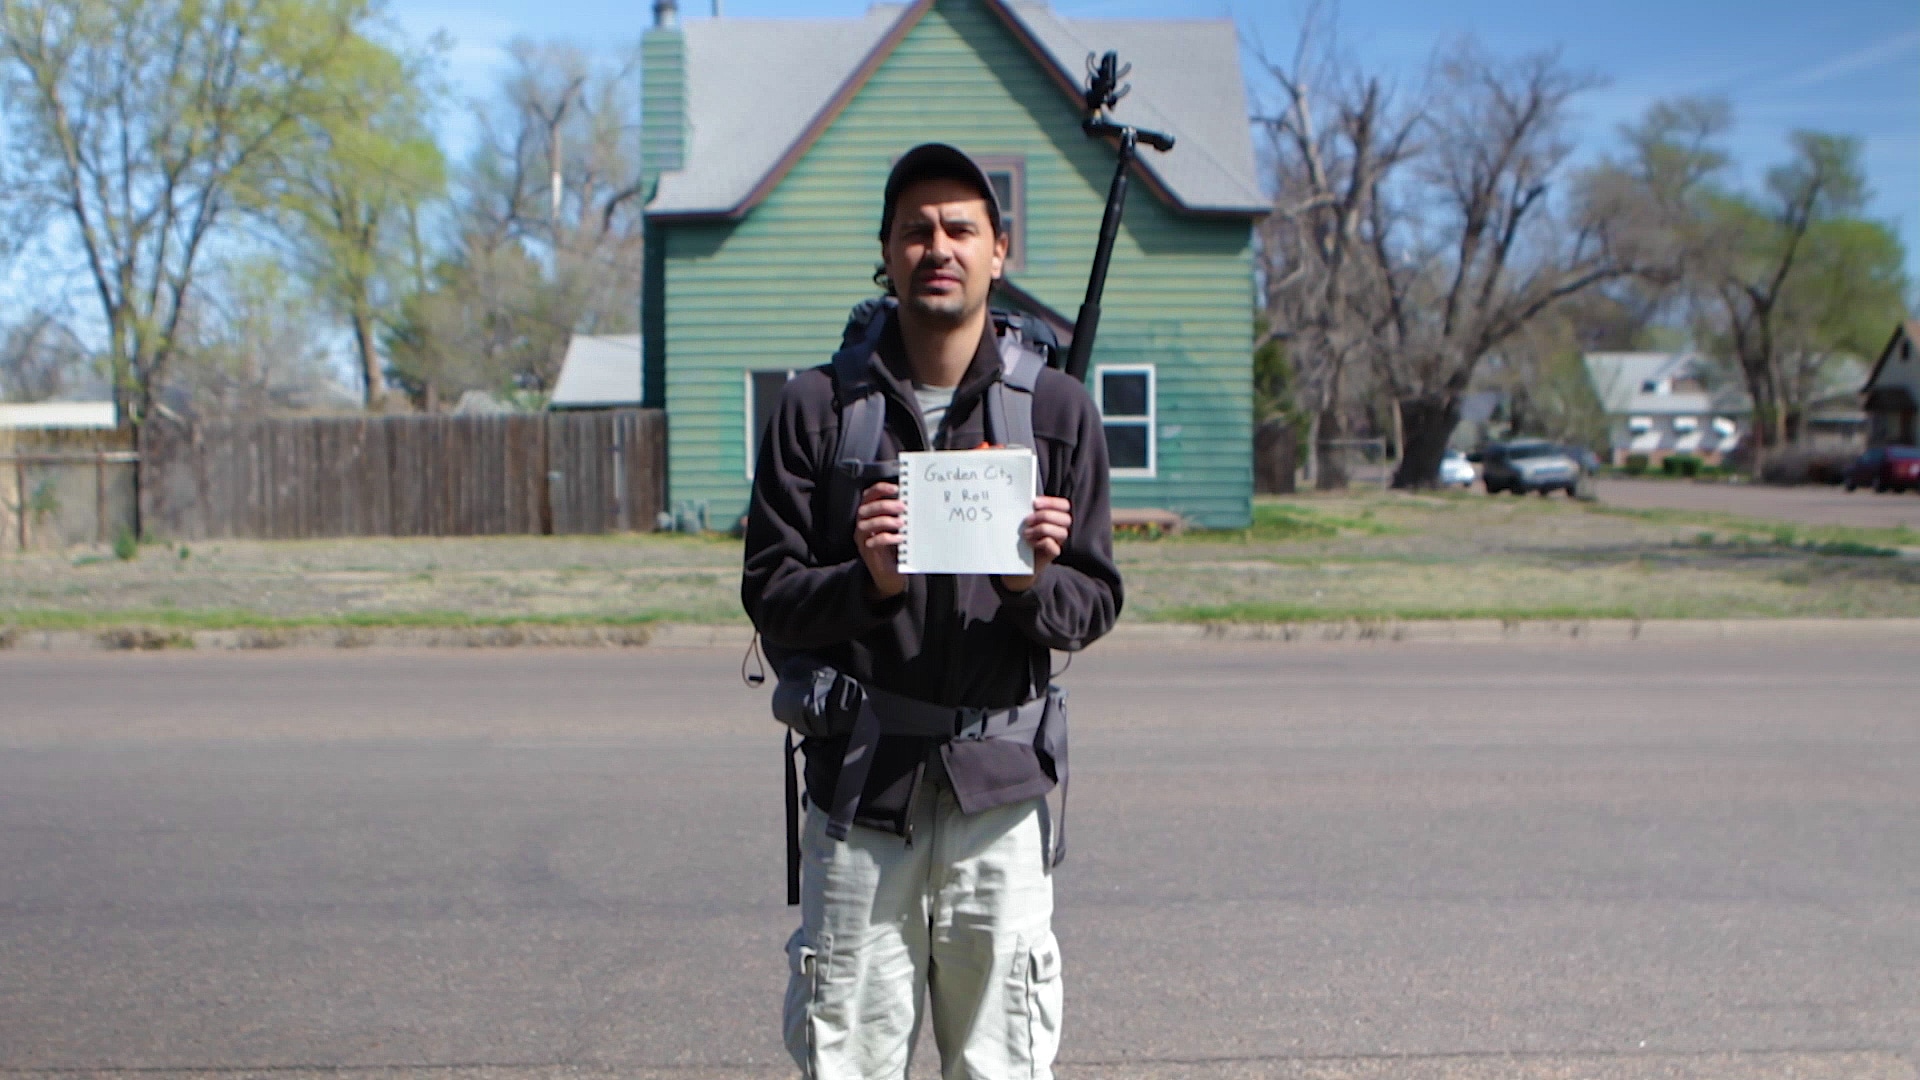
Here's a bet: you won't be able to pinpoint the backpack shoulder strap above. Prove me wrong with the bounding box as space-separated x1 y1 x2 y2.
986 327 1045 449
823 305 895 546
831 318 889 477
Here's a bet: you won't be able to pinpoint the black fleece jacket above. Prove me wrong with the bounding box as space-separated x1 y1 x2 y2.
741 309 1123 833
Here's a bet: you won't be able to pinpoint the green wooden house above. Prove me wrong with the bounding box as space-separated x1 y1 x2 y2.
638 0 1267 528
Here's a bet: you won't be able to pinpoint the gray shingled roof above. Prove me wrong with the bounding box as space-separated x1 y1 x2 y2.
648 0 1267 218
1584 352 1750 417
550 335 644 408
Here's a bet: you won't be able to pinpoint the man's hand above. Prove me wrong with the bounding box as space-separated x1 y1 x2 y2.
855 482 907 600
1001 495 1072 593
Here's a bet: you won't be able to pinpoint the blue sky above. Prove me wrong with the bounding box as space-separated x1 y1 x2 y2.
392 0 1920 286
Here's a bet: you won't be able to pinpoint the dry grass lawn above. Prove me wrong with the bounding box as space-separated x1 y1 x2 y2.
3 491 1917 632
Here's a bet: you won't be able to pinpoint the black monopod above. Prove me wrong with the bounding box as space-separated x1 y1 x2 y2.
1063 52 1176 382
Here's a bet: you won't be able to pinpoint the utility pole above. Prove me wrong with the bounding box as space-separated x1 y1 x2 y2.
532 77 586 234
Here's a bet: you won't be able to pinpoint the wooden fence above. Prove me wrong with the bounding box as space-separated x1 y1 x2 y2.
140 410 666 540
2 428 139 551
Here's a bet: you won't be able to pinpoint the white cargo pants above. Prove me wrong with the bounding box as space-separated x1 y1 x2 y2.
783 778 1062 1080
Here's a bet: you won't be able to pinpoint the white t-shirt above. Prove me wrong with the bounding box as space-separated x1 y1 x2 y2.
913 383 957 448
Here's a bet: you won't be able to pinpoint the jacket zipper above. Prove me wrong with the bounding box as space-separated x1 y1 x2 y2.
902 761 921 848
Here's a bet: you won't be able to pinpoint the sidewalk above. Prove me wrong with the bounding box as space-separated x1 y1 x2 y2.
1595 477 1920 530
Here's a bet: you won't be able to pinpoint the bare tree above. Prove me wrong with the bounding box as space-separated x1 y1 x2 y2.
1253 10 1419 487
1363 42 1665 487
163 258 341 417
1 312 91 402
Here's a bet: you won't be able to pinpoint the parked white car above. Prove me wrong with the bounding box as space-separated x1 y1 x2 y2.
1439 448 1477 488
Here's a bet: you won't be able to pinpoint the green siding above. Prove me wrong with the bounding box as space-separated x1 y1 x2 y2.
654 0 1254 528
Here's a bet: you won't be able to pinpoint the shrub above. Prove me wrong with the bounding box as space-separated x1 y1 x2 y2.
1812 540 1898 558
113 526 138 562
1662 454 1702 478
1624 453 1649 476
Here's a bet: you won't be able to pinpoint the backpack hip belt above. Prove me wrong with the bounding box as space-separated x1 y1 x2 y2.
779 665 1069 904
827 684 1050 838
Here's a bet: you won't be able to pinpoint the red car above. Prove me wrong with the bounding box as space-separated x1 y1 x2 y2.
1843 446 1920 493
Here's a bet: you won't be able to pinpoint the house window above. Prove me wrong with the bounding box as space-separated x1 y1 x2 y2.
1672 416 1699 434
1640 380 1660 394
1096 365 1155 476
746 369 799 478
1712 417 1737 437
972 155 1026 272
1628 416 1653 433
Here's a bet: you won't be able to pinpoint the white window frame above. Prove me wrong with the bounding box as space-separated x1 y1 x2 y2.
972 154 1026 272
744 368 798 479
1672 415 1699 433
1095 363 1157 478
1628 415 1654 433
1712 416 1737 437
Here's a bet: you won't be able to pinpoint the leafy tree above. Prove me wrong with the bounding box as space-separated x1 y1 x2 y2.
0 0 393 426
1691 131 1908 450
385 241 565 409
1251 317 1294 422
273 34 445 410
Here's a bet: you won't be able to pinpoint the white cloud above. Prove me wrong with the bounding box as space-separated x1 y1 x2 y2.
1776 28 1920 91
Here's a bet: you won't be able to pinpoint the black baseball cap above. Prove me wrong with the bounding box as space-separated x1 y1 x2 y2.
878 143 1002 242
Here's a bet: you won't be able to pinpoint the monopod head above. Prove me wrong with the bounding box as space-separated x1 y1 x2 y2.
1083 51 1131 117
1080 51 1174 153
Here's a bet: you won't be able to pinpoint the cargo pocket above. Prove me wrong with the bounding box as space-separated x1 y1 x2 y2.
782 927 830 1074
1020 931 1064 1078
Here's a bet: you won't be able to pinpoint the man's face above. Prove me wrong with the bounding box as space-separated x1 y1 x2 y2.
881 177 1007 326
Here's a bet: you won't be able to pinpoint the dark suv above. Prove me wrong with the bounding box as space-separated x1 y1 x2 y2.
1477 440 1581 496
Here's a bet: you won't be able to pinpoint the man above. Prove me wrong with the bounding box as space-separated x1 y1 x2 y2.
741 144 1123 1079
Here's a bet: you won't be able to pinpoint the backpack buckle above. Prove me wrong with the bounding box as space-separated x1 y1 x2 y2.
838 459 902 484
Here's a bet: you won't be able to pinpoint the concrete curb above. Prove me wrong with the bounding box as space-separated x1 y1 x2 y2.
1102 617 1920 646
4 617 1918 653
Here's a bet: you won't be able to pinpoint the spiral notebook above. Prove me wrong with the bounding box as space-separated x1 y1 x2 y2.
896 448 1038 575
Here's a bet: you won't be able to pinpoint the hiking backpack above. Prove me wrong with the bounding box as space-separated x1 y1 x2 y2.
823 298 1056 546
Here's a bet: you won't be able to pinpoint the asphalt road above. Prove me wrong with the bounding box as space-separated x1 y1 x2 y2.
2 640 1915 1079
1594 477 1920 530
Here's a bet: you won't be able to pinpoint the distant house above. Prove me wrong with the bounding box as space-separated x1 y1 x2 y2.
1862 320 1919 447
1583 352 1749 465
550 335 645 410
0 402 117 429
637 0 1268 528
1799 355 1872 449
